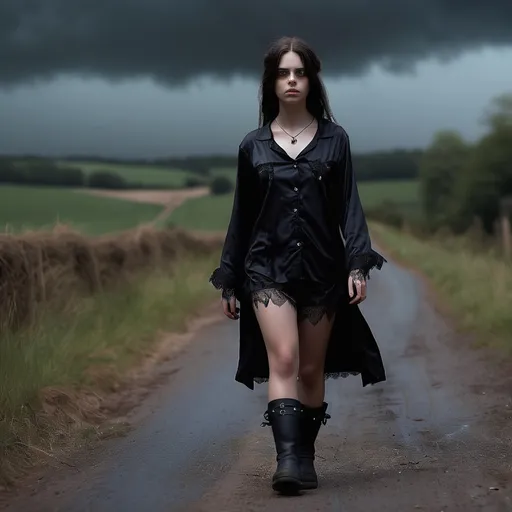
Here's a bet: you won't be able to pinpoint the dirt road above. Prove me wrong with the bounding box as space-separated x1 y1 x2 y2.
81 187 209 207
3 252 512 511
80 187 210 226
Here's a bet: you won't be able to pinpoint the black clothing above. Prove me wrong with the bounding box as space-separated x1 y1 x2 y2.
251 281 338 326
210 118 387 389
297 401 331 490
263 398 303 494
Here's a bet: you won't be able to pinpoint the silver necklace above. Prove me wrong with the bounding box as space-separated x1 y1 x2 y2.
274 117 315 145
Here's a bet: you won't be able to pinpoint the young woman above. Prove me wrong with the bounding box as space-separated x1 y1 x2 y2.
209 36 386 495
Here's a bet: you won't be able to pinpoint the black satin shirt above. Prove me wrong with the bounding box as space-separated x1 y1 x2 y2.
210 118 385 298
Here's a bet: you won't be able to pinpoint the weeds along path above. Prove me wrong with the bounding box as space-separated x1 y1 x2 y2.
0 222 224 492
3 245 512 511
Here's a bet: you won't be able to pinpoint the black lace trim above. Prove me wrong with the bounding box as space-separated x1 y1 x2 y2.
349 268 365 282
254 372 360 385
252 288 336 326
298 305 336 325
209 267 235 291
350 249 387 279
252 288 293 308
222 288 235 300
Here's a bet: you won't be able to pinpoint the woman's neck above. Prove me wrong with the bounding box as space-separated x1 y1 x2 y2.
275 104 314 130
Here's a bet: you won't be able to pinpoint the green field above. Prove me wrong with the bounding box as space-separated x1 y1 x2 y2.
169 193 235 231
359 179 418 208
169 179 419 231
57 161 196 188
0 185 163 235
209 167 236 180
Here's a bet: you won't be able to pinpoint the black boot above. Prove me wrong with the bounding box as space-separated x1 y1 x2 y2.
298 402 330 490
262 398 302 494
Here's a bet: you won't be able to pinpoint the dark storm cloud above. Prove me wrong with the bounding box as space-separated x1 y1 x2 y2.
1 0 512 87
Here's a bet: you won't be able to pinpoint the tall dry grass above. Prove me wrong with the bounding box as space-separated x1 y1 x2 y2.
0 225 222 488
0 224 218 331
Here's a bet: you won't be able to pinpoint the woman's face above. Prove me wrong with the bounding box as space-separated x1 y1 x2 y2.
275 51 309 105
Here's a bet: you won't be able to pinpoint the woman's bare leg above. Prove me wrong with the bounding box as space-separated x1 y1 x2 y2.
296 310 335 489
253 290 302 494
297 311 335 406
252 292 300 400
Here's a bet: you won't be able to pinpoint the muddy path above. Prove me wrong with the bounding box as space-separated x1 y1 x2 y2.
3 251 512 511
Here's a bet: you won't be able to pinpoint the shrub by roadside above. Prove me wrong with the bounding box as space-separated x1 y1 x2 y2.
209 175 234 195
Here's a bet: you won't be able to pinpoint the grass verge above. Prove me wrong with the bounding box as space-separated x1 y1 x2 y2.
0 248 220 487
370 222 512 352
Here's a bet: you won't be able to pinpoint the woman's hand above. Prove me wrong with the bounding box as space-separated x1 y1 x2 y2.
348 269 367 305
221 290 239 320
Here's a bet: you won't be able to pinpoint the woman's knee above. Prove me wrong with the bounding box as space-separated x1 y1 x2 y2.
298 362 323 388
268 346 299 380
253 295 299 380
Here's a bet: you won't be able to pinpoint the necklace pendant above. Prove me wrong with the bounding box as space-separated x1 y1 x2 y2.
291 137 297 145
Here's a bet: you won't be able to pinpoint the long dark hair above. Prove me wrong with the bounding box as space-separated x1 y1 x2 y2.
258 36 336 127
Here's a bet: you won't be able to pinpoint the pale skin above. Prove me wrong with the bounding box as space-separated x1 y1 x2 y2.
222 50 367 405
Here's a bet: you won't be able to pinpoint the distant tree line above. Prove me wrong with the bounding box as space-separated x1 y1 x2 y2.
353 150 421 181
0 159 85 187
153 151 422 182
1 148 423 189
4 149 422 181
418 91 512 235
0 158 203 190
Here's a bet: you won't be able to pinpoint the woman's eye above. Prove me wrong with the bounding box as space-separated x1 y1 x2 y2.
277 68 306 78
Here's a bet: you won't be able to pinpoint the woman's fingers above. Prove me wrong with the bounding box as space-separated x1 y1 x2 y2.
349 271 367 305
222 297 238 320
230 296 239 319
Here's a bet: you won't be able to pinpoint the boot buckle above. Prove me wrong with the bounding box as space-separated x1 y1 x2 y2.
261 410 271 427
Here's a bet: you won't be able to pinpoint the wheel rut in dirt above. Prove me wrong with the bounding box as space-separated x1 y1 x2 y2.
3 252 512 511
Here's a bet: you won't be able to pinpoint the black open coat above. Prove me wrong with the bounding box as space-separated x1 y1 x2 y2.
210 119 387 390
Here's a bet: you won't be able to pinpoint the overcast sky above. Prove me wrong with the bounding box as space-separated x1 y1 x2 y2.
1 0 512 158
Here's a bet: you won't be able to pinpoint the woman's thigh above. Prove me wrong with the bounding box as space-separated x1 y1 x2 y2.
298 308 335 373
252 288 299 369
294 283 337 374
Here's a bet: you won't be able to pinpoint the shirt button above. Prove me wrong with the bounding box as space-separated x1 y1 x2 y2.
293 164 298 169
318 176 322 180
293 187 298 192
293 208 297 213
297 241 302 247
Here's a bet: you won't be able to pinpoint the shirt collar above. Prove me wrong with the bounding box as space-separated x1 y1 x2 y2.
255 117 335 141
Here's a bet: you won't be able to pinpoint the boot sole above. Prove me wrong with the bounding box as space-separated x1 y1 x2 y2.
272 476 302 495
300 480 318 490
